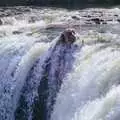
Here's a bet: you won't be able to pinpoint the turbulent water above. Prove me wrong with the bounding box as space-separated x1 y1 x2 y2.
1 6 120 120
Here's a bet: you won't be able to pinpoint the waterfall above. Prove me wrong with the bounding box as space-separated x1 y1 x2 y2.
15 37 77 120
0 6 120 120
51 43 120 120
0 40 49 119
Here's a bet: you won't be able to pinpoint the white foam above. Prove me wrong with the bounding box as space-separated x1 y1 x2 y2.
51 44 120 120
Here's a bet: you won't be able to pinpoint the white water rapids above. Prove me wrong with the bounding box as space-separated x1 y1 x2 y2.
0 6 120 120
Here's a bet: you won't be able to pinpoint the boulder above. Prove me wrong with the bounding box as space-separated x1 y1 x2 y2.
90 18 104 24
58 29 76 44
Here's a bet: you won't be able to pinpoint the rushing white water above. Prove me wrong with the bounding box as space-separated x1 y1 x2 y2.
1 6 120 120
0 36 50 119
0 9 50 119
51 33 120 120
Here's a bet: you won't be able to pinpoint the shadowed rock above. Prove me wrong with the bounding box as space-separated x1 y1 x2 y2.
90 18 104 24
13 31 23 35
72 16 80 20
0 19 2 25
57 29 76 45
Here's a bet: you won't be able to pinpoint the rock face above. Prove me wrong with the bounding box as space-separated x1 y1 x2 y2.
58 29 76 44
0 0 120 6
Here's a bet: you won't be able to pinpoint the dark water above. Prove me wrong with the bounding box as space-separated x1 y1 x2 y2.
0 0 120 7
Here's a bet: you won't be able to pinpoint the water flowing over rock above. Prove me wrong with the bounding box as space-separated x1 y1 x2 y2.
15 29 77 120
0 6 120 120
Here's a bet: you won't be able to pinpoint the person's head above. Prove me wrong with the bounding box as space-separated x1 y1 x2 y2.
60 29 76 44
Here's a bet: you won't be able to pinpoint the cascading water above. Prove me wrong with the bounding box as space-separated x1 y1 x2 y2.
51 43 120 120
1 6 120 120
15 38 77 120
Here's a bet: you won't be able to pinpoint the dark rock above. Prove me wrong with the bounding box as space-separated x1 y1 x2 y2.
114 14 118 17
90 18 104 24
58 29 76 44
0 19 2 25
13 31 23 35
72 16 80 20
117 19 120 23
83 15 91 18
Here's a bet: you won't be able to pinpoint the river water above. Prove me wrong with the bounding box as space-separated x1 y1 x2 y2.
0 6 120 120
